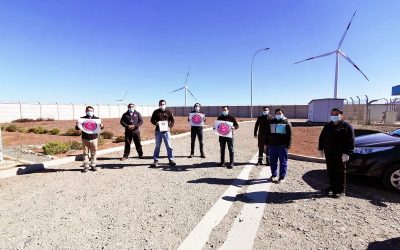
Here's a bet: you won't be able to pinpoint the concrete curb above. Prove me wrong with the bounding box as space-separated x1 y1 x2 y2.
288 153 326 163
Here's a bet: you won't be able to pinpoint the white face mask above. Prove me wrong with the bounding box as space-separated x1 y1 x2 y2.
331 115 340 123
262 111 269 116
195 107 200 112
86 111 94 117
160 104 166 110
128 108 134 113
275 114 283 120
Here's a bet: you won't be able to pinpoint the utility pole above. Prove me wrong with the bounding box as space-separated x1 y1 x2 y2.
0 128 3 162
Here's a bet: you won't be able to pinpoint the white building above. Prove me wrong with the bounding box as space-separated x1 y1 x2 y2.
308 98 345 123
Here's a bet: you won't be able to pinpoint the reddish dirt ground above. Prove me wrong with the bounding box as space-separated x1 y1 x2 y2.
2 117 323 157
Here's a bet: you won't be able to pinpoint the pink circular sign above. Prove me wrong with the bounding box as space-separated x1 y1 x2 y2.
217 123 231 135
191 114 202 125
82 120 98 132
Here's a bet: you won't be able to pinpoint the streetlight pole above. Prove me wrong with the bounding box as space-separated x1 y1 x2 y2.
250 47 270 119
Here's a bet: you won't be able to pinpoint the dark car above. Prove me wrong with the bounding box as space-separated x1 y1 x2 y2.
347 128 400 193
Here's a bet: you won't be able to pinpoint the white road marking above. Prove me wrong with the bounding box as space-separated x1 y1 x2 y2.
219 167 271 250
177 153 258 250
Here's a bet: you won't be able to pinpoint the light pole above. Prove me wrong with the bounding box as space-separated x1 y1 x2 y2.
250 47 270 119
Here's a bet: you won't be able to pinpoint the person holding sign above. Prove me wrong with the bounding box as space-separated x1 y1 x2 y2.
254 107 273 166
188 103 206 158
216 106 238 169
267 109 292 183
150 100 176 168
120 103 144 161
75 106 104 172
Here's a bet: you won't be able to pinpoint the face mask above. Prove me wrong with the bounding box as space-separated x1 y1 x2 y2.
160 104 166 110
128 108 134 113
222 111 229 116
275 114 283 120
262 111 269 116
86 111 93 117
331 115 340 123
195 107 200 112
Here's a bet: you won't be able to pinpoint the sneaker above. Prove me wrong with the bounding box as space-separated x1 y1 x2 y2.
120 157 128 161
188 154 194 158
218 162 225 167
227 163 234 169
91 165 97 171
150 160 159 168
138 153 143 159
256 159 262 165
278 176 285 183
321 187 332 196
169 160 176 166
200 154 206 158
83 165 89 172
332 193 345 199
270 176 279 182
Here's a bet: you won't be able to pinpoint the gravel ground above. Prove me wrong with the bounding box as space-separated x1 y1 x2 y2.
0 122 399 250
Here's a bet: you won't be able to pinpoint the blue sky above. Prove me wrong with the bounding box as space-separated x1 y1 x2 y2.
0 0 399 106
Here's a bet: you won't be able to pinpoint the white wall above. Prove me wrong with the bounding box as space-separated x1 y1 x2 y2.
0 102 158 123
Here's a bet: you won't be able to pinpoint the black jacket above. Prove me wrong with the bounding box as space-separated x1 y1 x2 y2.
151 108 175 131
75 115 102 140
267 117 292 148
120 110 143 134
318 121 355 154
254 115 273 136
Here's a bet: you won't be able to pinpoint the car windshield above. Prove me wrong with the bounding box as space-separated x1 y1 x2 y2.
389 129 400 137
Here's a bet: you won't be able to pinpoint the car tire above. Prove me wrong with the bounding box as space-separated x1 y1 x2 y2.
382 164 400 193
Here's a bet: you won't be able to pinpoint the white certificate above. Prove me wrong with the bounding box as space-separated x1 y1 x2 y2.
189 113 205 127
78 118 102 134
213 120 233 138
158 120 169 132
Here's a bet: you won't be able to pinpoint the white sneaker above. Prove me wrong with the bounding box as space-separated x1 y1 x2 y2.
270 176 279 182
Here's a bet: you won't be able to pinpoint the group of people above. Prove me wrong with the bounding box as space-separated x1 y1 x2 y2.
75 101 354 198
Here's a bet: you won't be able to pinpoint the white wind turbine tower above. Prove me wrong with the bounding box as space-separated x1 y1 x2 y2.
115 89 129 105
294 11 369 99
170 67 198 106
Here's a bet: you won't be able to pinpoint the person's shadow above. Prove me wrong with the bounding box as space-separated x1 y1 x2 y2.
366 237 400 250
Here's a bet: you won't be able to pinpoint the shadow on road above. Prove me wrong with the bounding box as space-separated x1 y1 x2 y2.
366 237 400 250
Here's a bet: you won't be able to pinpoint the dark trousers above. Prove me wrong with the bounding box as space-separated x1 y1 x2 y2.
219 137 234 163
257 134 268 159
324 152 346 194
190 127 204 154
124 132 143 157
269 145 288 177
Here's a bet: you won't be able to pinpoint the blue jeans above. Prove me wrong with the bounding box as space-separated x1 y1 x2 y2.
269 145 288 177
153 131 174 161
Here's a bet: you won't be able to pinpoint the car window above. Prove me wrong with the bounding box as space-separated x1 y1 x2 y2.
391 129 400 136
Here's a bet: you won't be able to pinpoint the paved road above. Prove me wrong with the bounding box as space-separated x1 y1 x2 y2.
0 122 399 250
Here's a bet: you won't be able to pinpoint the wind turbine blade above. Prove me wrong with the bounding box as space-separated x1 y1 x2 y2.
338 11 357 49
339 51 369 81
184 66 191 86
294 51 336 64
115 100 123 101
123 89 129 99
170 86 185 94
187 88 198 101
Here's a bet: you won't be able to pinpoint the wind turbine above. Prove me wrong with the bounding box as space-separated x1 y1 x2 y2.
294 11 369 99
170 67 198 106
115 89 129 105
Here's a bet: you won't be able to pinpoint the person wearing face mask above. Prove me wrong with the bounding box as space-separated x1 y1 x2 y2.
217 106 239 169
120 103 144 161
188 103 206 158
254 107 273 165
318 108 355 198
267 109 292 183
75 106 104 172
150 99 176 168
